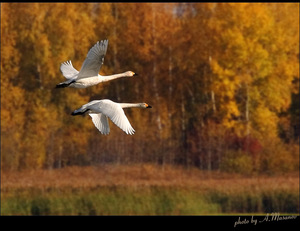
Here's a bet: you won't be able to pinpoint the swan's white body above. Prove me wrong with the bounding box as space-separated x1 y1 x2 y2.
71 99 152 135
56 40 136 88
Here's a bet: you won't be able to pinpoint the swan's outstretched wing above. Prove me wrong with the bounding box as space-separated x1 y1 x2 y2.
91 100 135 135
89 113 110 135
77 40 108 79
60 61 79 79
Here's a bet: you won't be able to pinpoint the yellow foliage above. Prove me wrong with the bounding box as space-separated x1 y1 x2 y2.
252 106 279 140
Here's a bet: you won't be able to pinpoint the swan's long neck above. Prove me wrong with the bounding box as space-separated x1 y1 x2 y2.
100 73 128 82
119 103 142 109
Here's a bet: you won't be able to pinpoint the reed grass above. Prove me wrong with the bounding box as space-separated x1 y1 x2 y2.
1 164 299 215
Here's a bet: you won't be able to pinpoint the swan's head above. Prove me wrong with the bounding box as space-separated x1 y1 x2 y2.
125 71 138 77
142 103 152 108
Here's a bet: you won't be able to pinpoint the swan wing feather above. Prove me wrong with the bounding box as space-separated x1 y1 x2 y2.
93 100 135 135
89 113 110 135
60 60 79 79
77 40 108 79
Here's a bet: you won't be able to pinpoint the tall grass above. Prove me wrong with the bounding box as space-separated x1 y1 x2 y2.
2 186 220 215
208 189 299 214
1 165 299 215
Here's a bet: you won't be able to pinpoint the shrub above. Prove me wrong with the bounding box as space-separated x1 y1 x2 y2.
259 141 299 174
220 150 253 175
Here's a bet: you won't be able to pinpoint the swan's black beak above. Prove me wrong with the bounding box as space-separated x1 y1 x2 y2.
133 73 138 76
147 105 152 108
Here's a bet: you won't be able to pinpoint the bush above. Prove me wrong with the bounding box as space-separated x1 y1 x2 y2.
259 141 299 174
220 150 253 175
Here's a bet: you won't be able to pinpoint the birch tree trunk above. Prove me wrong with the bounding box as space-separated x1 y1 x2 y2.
167 44 174 165
112 3 124 164
151 4 163 164
245 83 250 154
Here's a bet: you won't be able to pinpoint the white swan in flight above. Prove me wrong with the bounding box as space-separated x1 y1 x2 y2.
56 40 137 88
71 99 152 135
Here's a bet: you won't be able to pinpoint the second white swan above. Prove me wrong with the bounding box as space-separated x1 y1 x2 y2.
56 40 137 88
71 99 152 135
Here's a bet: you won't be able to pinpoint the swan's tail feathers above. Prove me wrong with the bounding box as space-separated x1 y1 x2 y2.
71 108 90 116
55 80 76 88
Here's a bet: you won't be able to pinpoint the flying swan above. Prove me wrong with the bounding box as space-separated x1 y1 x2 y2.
56 40 137 88
71 99 152 135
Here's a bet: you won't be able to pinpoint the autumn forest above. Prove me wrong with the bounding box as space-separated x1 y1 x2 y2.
1 3 299 174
